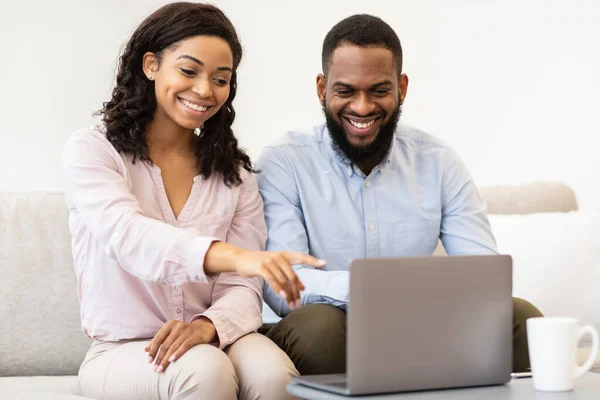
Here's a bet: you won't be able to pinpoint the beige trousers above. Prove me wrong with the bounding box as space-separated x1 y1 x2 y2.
79 333 299 400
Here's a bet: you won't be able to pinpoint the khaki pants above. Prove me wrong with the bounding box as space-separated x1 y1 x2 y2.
265 298 544 375
79 332 299 400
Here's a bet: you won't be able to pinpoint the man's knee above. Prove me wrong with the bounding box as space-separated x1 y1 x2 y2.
267 304 347 375
514 297 544 323
269 304 346 343
512 297 544 372
513 297 544 344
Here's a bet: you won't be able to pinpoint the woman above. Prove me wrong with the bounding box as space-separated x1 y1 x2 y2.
63 3 321 399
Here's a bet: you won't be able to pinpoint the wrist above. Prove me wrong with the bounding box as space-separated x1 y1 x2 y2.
230 247 251 273
205 242 247 274
191 317 218 343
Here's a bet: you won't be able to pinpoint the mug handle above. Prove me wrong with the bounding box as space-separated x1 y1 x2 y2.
575 325 599 379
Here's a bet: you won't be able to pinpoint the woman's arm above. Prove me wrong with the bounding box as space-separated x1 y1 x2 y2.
63 129 217 285
64 129 324 292
146 171 323 371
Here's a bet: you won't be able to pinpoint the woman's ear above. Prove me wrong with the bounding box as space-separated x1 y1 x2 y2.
142 52 159 81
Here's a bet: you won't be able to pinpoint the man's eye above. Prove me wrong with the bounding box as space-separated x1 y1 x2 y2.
180 68 195 76
337 89 352 96
373 89 389 95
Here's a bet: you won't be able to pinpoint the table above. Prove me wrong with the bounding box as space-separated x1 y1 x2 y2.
287 373 600 399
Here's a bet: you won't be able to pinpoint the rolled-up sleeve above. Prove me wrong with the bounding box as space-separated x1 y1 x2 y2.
192 171 265 348
62 129 218 285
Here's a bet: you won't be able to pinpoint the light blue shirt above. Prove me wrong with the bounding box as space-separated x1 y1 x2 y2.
256 123 497 317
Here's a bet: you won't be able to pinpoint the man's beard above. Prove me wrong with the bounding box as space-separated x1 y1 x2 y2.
323 99 401 166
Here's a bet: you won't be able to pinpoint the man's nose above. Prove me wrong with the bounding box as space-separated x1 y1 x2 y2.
349 92 376 116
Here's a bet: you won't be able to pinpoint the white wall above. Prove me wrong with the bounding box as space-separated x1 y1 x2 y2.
1 0 599 210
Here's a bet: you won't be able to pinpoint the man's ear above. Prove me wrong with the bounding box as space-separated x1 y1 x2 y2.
398 73 409 105
142 52 159 80
316 73 327 106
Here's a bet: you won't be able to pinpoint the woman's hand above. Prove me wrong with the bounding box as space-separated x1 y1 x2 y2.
204 242 326 310
145 318 217 373
233 250 326 310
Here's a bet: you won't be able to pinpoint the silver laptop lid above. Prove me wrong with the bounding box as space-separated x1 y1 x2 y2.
347 255 513 395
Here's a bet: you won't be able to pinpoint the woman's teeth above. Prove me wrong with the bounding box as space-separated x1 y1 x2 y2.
349 119 376 129
180 98 208 112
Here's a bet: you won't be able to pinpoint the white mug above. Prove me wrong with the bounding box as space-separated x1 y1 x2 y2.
527 317 599 392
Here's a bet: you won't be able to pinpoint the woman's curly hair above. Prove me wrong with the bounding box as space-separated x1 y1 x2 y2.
98 2 252 186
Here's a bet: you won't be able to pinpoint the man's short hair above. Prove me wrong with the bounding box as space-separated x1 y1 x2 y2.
321 14 403 77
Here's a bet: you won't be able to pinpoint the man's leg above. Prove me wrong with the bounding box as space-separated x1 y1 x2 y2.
266 304 346 375
513 297 544 372
267 298 542 374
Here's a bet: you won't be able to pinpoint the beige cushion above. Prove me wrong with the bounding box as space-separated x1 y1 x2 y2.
0 375 92 399
0 193 90 376
431 181 579 256
479 181 578 215
489 211 600 333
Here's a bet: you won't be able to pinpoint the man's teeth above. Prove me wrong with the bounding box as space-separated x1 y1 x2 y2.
180 99 208 112
349 119 376 129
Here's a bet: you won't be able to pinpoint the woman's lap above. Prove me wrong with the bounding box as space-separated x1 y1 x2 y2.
79 333 298 400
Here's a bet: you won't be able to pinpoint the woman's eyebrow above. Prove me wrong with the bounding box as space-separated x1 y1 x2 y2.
176 55 232 72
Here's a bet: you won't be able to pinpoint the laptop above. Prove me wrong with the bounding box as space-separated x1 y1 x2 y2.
292 255 513 396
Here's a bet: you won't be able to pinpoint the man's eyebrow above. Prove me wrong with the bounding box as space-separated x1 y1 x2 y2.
331 80 394 89
176 55 233 72
370 80 394 88
332 82 355 89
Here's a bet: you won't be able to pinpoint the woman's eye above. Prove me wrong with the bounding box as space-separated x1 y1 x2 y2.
214 78 229 86
180 68 196 76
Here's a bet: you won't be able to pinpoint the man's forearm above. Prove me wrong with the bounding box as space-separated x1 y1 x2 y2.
264 267 349 317
296 267 349 301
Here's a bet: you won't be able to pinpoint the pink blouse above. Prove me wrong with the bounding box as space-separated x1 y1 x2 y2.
62 126 266 349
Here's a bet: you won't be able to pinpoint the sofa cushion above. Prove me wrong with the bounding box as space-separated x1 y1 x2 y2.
489 211 600 334
0 375 94 399
0 193 90 376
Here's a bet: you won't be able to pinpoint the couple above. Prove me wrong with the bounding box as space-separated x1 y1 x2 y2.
63 2 543 400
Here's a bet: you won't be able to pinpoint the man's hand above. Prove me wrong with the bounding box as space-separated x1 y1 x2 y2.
145 317 217 373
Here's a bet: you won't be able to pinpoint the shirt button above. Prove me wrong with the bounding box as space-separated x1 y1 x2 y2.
176 308 181 314
365 181 371 187
175 285 181 291
368 224 375 231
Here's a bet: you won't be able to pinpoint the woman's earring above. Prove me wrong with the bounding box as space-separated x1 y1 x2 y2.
194 124 203 136
148 75 153 80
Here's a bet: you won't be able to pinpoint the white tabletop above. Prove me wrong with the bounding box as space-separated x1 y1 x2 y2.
287 373 600 399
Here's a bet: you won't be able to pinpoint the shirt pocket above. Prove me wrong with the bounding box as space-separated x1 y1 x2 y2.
395 218 438 255
196 213 234 241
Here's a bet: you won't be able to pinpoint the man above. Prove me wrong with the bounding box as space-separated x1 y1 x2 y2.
256 14 542 375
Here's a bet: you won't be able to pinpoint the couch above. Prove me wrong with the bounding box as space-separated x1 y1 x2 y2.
1 183 598 399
